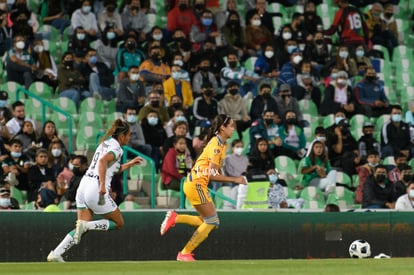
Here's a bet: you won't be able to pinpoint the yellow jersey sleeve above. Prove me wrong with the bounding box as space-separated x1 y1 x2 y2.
205 137 227 167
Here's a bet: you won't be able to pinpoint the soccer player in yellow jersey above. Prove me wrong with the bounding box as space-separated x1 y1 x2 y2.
160 114 247 261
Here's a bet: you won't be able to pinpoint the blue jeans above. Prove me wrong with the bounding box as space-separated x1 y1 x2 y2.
60 89 91 108
89 73 116 100
51 19 70 35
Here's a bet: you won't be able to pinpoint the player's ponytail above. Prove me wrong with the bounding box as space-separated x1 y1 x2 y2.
101 119 130 142
205 114 231 142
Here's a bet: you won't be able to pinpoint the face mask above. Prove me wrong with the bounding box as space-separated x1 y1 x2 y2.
376 174 386 182
11 151 22 158
229 19 239 26
127 114 137 123
89 56 97 65
171 71 181 80
126 41 136 50
233 147 243 156
337 79 347 85
107 5 116 12
106 32 116 40
251 19 261 26
150 100 160 108
178 3 187 10
282 32 292 40
287 45 297 54
68 163 74 171
172 102 182 109
264 118 273 125
263 92 271 99
202 18 213 26
384 12 393 18
82 6 91 13
286 118 296 125
0 100 7 108
264 51 274 58
76 33 86 41
358 70 365 76
335 116 344 125
72 167 82 175
200 66 210 72
16 41 25 50
356 50 364 57
281 94 291 100
409 189 414 198
148 117 158 126
316 136 326 142
151 53 161 60
173 60 184 67
315 39 323 45
391 114 402 123
292 55 303 64
368 162 378 168
34 45 44 53
403 174 412 182
269 173 278 184
228 61 238 68
175 115 186 122
339 51 349 58
0 198 10 208
153 34 163 41
331 73 337 80
129 73 139 81
365 76 377 82
229 88 239 95
341 128 349 135
204 90 213 97
52 148 62 157
365 133 373 139
64 60 73 69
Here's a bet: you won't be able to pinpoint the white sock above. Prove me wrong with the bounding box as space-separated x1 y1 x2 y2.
85 219 110 231
54 233 75 256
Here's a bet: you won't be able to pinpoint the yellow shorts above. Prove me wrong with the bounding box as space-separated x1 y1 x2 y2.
183 179 212 206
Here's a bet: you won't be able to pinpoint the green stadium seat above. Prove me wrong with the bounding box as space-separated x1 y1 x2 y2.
299 186 325 205
78 111 104 130
50 111 77 137
214 186 233 209
298 99 318 116
51 97 79 122
274 155 297 176
119 201 141 210
0 81 23 103
28 81 53 99
79 97 104 115
75 126 102 152
335 171 352 189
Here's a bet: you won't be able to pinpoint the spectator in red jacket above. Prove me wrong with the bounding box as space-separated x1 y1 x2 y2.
161 136 193 191
167 0 197 36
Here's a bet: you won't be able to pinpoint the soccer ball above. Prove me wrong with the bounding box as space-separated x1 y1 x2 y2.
349 240 371 258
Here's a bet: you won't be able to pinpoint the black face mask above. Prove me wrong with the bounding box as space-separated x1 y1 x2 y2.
341 128 349 135
403 174 412 182
204 48 214 55
315 39 324 45
151 53 161 60
229 88 238 95
229 19 239 26
126 41 136 50
365 76 377 82
264 118 273 125
385 12 393 18
281 94 291 100
150 100 160 107
286 118 296 125
375 174 386 182
178 3 187 11
228 61 238 68
397 164 407 171
64 60 73 69
172 102 182 109
131 6 139 12
263 93 271 99
73 167 84 176
107 5 116 12
200 66 210 72
204 90 213 97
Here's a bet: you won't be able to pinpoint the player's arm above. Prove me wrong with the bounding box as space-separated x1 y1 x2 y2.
209 162 247 185
98 152 115 194
118 156 144 174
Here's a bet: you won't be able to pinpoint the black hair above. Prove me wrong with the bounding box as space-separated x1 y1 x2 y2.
11 101 24 110
205 114 232 142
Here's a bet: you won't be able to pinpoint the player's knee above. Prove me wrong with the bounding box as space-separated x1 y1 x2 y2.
204 214 220 228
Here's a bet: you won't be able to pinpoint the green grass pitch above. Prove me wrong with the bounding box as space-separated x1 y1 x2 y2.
2 259 414 275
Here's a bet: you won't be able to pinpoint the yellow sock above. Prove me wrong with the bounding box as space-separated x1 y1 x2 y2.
176 215 203 227
181 223 216 254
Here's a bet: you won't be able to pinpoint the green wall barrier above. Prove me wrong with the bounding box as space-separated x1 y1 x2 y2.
1 211 413 261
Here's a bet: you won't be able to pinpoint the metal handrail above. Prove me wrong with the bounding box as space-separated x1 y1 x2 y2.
122 146 156 209
16 87 74 153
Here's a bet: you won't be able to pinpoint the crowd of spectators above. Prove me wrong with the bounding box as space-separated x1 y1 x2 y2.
0 0 413 211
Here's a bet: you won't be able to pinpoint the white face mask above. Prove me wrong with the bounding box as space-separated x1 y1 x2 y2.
0 198 10 208
16 41 25 50
126 114 137 123
409 189 414 198
335 116 345 125
76 33 86 40
264 51 274 58
233 147 243 156
171 71 181 80
153 34 163 41
148 117 158 126
51 148 62 157
337 78 347 85
173 60 184 67
282 32 292 40
292 55 302 64
34 45 44 53
251 19 261 26
68 163 74 171
130 73 139 81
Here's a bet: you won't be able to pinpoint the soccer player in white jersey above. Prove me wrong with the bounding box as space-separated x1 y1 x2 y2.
47 119 144 262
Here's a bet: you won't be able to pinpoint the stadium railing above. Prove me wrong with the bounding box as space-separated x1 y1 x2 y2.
16 87 74 154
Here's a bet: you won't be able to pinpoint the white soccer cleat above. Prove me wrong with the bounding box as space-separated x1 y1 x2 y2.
47 251 65 262
73 220 87 245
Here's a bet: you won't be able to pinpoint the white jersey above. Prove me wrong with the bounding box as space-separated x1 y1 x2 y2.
85 137 123 190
